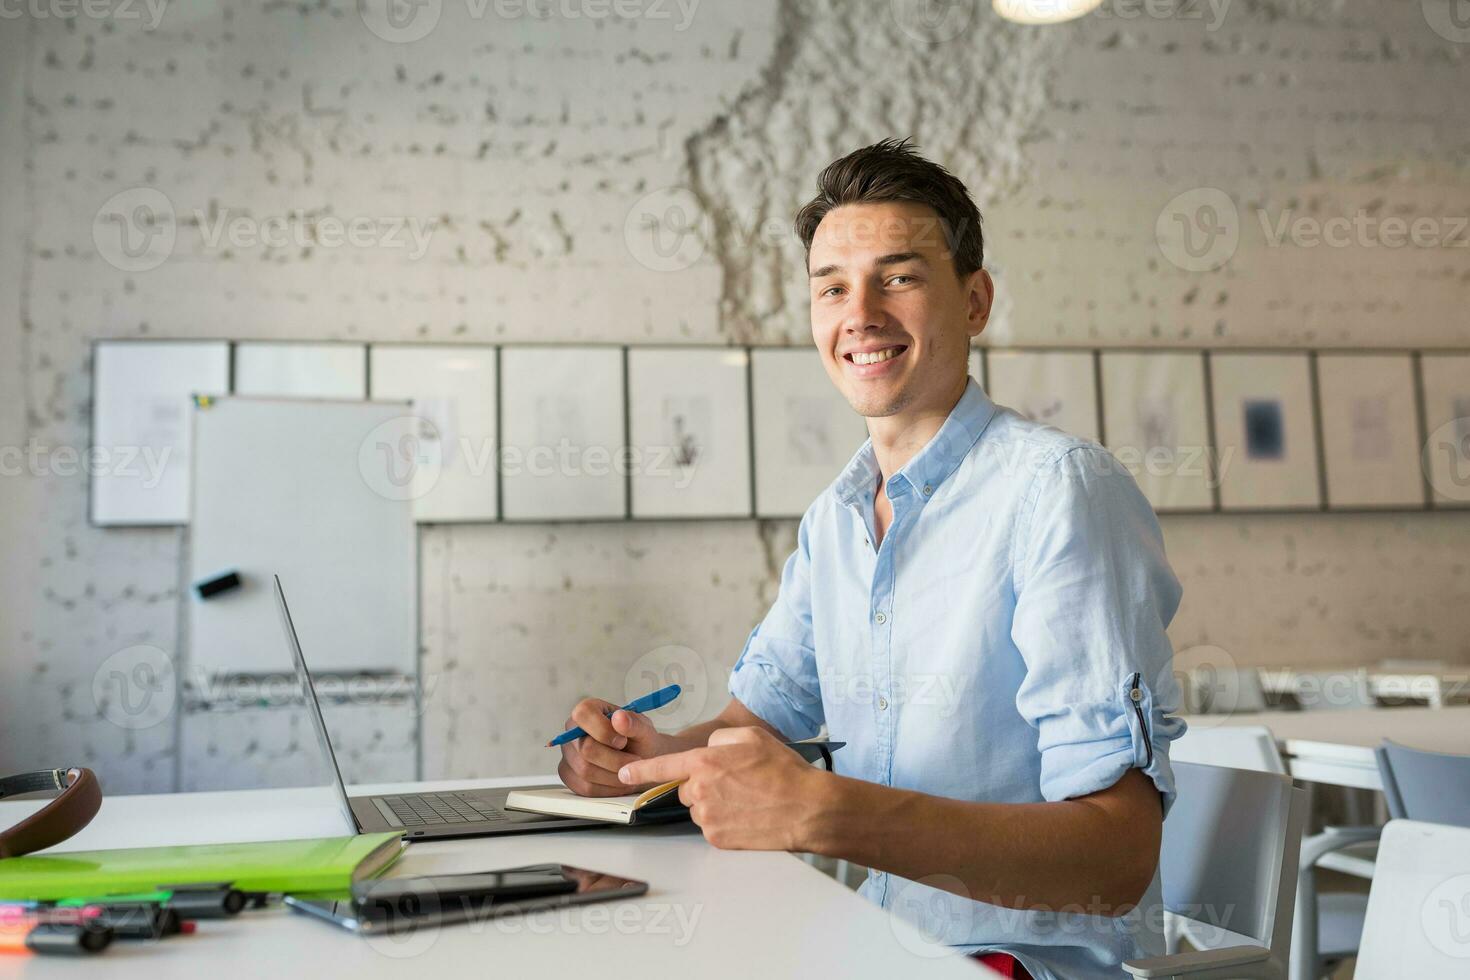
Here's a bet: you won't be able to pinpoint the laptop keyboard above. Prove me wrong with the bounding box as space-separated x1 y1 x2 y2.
373 792 507 828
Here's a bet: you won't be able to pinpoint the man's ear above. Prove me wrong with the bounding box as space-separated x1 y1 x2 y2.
964 269 994 340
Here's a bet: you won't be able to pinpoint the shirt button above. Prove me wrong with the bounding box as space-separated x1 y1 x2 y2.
922 484 933 496
1131 688 1143 703
873 611 886 625
877 696 888 710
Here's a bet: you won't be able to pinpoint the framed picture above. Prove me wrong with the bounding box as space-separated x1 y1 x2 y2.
1099 351 1213 512
90 340 230 526
1209 352 1322 511
1316 353 1424 509
985 349 1099 441
233 342 366 399
751 348 868 518
368 345 499 522
627 347 752 519
499 346 626 521
1419 352 1470 508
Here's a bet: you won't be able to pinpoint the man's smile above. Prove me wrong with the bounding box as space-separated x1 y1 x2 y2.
842 343 910 376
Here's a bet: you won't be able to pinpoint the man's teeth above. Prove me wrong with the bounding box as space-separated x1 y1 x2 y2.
851 348 901 366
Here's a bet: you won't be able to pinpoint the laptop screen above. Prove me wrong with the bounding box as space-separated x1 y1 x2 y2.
272 574 359 834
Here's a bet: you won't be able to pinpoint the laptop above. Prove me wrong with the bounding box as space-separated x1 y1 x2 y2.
273 574 601 840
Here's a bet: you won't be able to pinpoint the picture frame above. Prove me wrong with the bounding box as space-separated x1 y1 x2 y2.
233 341 366 399
1208 352 1322 511
1099 351 1214 512
499 346 627 521
1419 352 1470 508
627 347 753 519
985 349 1099 442
1316 352 1424 509
750 348 868 518
90 339 230 526
368 345 500 522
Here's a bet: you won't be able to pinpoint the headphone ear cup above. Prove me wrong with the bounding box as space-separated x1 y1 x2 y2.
0 767 102 858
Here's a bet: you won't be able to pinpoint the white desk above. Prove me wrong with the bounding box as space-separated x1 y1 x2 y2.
1181 705 1470 790
0 776 994 979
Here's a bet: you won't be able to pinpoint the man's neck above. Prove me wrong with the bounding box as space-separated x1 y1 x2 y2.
866 378 968 481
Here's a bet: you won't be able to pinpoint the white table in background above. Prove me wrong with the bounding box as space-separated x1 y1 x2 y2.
1254 666 1470 708
0 776 995 979
1181 705 1470 790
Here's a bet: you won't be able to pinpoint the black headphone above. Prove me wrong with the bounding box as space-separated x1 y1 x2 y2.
0 769 102 858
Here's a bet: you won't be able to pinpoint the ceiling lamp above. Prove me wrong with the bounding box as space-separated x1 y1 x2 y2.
993 0 1105 24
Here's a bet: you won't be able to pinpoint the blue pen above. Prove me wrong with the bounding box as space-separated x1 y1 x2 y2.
547 684 681 747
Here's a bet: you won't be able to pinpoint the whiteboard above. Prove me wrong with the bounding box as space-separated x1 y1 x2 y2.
369 345 499 522
188 397 417 675
234 343 366 399
91 340 230 525
500 347 626 520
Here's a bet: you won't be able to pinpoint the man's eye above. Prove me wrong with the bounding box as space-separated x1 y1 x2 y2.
888 275 915 286
821 285 845 298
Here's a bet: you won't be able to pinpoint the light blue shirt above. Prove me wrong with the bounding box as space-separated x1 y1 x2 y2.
729 378 1185 980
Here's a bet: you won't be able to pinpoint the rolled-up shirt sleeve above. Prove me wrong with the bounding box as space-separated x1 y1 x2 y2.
728 510 825 740
1010 445 1187 813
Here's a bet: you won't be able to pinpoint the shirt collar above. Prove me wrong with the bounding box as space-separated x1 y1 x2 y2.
834 377 998 506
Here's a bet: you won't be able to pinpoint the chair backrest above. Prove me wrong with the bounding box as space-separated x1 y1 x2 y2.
1169 725 1285 775
1355 819 1470 976
1293 669 1375 711
1375 740 1470 827
1159 762 1306 973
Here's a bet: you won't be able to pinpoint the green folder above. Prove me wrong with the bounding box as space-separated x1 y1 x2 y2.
0 833 403 901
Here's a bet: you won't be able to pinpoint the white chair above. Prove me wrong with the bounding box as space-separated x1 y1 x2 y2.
1169 726 1377 980
1354 820 1470 977
1123 761 1308 979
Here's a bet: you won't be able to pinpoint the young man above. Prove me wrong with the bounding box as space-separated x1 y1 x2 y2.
558 139 1184 980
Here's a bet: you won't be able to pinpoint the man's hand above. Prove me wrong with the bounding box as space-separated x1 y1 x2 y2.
557 697 679 797
618 727 825 851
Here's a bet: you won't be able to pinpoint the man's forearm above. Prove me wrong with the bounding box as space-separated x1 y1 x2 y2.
797 768 1162 916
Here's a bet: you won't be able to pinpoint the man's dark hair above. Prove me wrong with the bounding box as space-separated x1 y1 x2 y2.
793 137 984 280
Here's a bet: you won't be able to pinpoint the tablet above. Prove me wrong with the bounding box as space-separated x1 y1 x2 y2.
285 864 649 935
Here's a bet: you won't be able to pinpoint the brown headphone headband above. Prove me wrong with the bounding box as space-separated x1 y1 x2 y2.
0 768 102 859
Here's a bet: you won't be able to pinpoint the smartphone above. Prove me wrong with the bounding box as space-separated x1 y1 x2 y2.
285 864 648 935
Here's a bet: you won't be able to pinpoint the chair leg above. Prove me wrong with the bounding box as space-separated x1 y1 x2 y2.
1290 864 1319 980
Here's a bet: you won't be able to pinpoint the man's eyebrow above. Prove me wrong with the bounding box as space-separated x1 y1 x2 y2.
808 252 928 279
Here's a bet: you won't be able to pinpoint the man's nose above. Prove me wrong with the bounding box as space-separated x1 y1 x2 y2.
843 284 886 333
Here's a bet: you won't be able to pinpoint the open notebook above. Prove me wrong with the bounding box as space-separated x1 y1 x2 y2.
505 739 845 827
505 781 687 826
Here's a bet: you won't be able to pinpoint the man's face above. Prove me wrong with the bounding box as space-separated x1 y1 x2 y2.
808 201 991 421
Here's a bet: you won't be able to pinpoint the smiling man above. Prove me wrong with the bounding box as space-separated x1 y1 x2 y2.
557 139 1185 979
